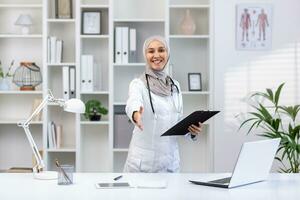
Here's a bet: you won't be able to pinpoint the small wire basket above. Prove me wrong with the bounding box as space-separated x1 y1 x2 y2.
13 62 42 90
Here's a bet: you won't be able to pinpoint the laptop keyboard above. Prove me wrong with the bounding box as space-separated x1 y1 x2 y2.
209 177 231 184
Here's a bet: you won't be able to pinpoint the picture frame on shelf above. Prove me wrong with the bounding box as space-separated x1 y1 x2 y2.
82 11 101 35
188 73 202 91
55 0 73 19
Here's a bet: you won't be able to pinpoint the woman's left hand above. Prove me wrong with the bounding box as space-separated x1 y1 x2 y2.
188 122 203 136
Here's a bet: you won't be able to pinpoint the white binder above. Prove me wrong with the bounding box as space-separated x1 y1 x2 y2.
56 40 63 63
122 27 129 64
115 27 123 64
47 37 50 63
81 55 88 92
86 55 94 91
69 66 76 98
50 36 57 63
62 66 69 100
129 28 137 63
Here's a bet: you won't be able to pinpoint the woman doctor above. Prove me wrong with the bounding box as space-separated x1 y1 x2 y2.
124 36 203 173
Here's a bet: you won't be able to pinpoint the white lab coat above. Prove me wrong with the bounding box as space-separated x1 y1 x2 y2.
124 78 183 173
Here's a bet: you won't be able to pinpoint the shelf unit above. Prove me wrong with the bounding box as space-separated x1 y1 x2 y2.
168 0 213 172
0 0 214 173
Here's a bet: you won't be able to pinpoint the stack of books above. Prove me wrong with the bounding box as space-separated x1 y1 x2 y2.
47 121 62 149
47 36 63 63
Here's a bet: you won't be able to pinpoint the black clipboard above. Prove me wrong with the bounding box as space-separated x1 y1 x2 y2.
161 110 220 136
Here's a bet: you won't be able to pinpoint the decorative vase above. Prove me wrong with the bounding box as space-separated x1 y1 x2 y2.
0 78 11 90
179 9 196 35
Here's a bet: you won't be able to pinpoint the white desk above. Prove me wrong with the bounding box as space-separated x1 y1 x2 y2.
0 173 299 200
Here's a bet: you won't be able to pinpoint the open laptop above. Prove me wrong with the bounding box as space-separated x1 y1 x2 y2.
189 138 281 188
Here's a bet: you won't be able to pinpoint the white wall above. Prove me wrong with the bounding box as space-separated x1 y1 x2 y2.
213 0 300 172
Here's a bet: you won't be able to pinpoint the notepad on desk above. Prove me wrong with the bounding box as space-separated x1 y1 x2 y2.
135 180 168 189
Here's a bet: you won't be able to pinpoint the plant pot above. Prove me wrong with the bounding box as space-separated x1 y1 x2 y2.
89 114 101 121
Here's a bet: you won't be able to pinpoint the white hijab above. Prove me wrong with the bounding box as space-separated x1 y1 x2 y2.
140 36 173 97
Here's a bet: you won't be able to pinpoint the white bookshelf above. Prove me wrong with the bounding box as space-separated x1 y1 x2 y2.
169 35 210 39
46 148 77 152
0 120 43 125
80 121 109 125
80 35 109 39
169 5 210 8
113 63 145 67
0 4 43 8
47 63 76 66
0 34 43 38
80 91 109 95
47 19 76 23
0 91 43 94
0 0 214 173
113 148 129 152
80 5 109 8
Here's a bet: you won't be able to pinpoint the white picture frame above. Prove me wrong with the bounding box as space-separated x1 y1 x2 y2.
82 11 101 35
236 4 272 50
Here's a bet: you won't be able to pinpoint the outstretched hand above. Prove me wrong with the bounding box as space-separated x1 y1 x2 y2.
133 106 144 131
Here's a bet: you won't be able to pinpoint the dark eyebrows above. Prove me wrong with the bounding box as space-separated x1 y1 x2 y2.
146 46 166 51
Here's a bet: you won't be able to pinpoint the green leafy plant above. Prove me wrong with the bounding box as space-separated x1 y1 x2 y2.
84 99 108 121
0 60 14 79
239 83 300 173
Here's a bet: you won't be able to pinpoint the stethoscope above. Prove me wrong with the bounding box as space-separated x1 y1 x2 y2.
145 73 181 115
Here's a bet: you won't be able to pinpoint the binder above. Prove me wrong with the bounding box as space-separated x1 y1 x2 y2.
94 62 102 91
47 121 53 148
56 125 62 149
81 55 88 92
121 27 129 64
62 66 70 100
47 37 51 63
51 122 57 148
56 40 63 63
69 66 76 98
115 27 123 63
161 110 220 136
86 55 94 91
129 28 137 63
50 36 57 63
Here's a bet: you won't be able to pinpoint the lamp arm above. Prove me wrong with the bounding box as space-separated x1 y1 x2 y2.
22 93 65 126
22 94 50 127
23 126 44 172
17 94 50 172
17 90 66 173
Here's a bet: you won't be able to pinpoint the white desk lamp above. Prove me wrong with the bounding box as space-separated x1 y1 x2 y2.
18 90 85 180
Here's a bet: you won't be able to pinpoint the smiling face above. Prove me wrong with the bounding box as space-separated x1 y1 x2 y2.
145 40 168 71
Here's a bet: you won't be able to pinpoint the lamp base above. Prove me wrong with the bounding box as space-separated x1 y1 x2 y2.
33 171 57 180
21 26 30 35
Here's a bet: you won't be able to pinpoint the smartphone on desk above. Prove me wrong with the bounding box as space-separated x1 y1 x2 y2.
95 182 132 189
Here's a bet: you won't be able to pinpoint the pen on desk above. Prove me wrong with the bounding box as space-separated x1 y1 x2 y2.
113 175 123 181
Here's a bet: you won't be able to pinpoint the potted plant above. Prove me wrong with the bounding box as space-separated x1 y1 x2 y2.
239 83 300 173
84 99 108 121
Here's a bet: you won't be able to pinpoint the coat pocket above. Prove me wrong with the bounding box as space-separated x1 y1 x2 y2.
129 145 155 172
124 156 142 172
